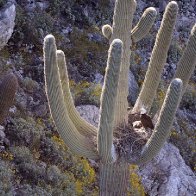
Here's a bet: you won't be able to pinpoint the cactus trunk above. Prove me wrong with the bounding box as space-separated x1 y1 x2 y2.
100 161 129 196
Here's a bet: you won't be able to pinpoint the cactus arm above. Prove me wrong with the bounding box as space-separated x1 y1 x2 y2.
131 7 157 43
102 24 113 40
110 0 136 126
0 73 18 124
133 1 178 113
135 78 183 165
98 39 123 163
175 24 196 94
56 50 97 137
44 35 98 160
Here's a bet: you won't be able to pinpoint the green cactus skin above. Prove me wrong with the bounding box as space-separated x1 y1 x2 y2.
131 7 157 43
102 24 113 40
44 35 98 160
98 39 123 163
133 1 178 113
0 73 18 124
135 78 183 165
56 50 97 137
175 24 196 94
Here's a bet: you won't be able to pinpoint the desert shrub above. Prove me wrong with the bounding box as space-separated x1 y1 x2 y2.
40 136 74 169
16 184 50 196
180 84 196 112
18 162 46 184
70 80 102 106
11 146 34 164
6 117 44 147
0 161 14 195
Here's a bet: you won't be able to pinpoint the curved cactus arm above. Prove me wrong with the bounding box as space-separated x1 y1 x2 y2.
135 78 183 165
131 7 157 43
102 24 113 40
98 39 123 163
133 1 178 113
44 35 98 160
56 50 97 137
0 73 18 124
175 24 196 94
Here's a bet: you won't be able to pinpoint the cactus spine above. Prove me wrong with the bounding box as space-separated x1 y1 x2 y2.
44 0 196 195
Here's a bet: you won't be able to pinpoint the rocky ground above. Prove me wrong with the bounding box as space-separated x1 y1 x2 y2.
0 0 195 195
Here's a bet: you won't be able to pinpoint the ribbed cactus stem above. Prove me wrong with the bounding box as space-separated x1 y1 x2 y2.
99 161 129 196
135 78 183 165
102 24 113 40
133 1 178 113
56 50 97 137
44 35 98 160
175 24 196 94
98 39 123 163
131 7 157 42
0 73 18 124
110 0 136 126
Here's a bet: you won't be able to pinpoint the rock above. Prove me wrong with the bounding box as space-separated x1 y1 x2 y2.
139 143 196 196
0 2 16 50
93 73 104 84
76 105 196 196
0 126 5 141
128 70 139 106
76 105 99 127
19 0 36 12
36 1 49 11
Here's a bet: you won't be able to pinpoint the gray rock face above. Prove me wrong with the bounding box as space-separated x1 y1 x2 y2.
76 105 99 127
0 2 16 50
128 70 139 106
139 143 196 196
76 105 196 196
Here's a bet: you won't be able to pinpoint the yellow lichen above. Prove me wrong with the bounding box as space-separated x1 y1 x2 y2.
75 180 83 195
0 151 14 161
128 165 145 196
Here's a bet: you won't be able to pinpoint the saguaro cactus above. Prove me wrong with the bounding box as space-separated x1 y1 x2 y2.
0 73 18 124
44 0 196 195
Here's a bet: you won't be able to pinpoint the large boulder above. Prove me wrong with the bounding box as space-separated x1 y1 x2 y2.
0 1 16 50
